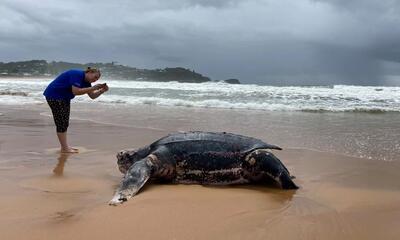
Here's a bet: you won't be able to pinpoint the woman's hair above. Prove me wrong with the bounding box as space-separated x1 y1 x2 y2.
85 67 101 75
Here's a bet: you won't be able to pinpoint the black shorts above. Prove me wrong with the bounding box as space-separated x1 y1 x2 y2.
46 99 70 133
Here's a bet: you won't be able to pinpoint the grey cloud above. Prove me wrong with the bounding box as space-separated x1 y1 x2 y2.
313 0 400 12
183 0 242 8
1 0 400 85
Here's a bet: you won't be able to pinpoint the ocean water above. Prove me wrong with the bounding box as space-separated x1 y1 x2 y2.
0 78 399 112
1 78 399 161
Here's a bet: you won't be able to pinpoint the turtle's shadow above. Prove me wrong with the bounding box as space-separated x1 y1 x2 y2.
200 183 296 200
144 180 297 203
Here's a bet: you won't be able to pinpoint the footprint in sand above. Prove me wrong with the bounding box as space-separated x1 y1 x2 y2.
53 210 76 221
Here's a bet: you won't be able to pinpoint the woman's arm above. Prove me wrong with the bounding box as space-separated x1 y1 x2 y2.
71 84 102 96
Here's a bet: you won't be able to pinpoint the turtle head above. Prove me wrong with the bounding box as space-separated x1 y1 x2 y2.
116 149 139 174
116 147 150 174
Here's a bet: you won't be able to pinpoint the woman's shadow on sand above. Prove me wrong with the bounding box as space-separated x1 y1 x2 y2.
53 153 72 177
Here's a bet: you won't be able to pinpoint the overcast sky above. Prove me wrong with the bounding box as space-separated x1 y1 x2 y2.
1 0 400 85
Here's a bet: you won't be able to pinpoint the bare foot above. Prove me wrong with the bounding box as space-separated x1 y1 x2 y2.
61 147 79 154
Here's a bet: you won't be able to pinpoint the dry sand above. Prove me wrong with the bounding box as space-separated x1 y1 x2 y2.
0 105 399 240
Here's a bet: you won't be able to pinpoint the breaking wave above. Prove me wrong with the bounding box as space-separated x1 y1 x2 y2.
0 78 399 112
0 90 29 97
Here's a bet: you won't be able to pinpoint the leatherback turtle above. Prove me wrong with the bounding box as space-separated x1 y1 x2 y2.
109 131 298 205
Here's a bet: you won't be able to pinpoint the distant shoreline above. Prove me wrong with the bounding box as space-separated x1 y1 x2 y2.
0 60 211 83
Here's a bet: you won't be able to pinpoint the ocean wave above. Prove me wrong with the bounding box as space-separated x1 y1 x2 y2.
0 90 29 97
75 95 400 112
1 78 399 112
300 108 397 113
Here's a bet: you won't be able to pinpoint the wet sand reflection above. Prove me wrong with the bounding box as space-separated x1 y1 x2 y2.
53 153 71 177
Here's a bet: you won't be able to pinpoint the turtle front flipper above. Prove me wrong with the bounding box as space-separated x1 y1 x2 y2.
109 157 154 206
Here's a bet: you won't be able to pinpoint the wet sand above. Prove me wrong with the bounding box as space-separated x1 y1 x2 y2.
0 105 399 240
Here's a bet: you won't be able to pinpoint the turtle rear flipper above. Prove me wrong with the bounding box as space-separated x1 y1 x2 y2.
244 149 299 190
279 171 299 189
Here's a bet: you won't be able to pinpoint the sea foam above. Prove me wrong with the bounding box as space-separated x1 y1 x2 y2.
1 78 399 112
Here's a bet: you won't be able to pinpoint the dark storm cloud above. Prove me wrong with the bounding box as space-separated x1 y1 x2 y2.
186 0 242 8
313 0 400 63
1 0 399 85
314 0 400 12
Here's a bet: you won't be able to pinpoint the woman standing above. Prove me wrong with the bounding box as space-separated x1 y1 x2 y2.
43 67 108 153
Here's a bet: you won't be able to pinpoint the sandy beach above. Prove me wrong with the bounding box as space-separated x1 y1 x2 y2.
1 103 400 240
2 0 400 238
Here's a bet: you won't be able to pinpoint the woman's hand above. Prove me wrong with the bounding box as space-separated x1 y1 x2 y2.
102 83 109 92
92 84 104 91
97 83 108 94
